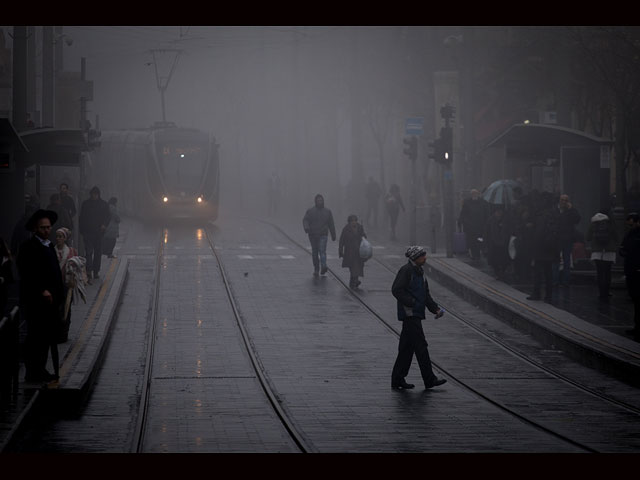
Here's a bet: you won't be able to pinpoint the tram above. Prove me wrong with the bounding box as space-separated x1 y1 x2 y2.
82 122 220 221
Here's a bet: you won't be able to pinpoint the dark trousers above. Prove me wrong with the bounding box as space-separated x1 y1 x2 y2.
626 274 640 334
23 302 59 378
464 231 482 259
103 236 116 257
83 232 103 276
391 317 437 387
594 260 613 298
533 259 553 299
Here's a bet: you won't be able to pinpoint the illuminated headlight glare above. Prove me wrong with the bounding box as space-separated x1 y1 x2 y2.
163 196 169 203
197 196 203 204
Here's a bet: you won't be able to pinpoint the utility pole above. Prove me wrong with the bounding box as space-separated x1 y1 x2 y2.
11 26 27 132
150 49 182 124
42 26 54 127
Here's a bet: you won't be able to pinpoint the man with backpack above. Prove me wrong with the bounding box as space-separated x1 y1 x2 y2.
586 209 618 300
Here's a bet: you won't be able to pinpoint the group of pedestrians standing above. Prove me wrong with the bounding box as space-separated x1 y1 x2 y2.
6 183 121 385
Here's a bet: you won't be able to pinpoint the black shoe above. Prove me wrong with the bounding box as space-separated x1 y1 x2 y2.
425 378 447 389
93 272 100 280
526 295 540 301
544 296 552 303
320 266 328 275
313 269 319 277
391 380 415 390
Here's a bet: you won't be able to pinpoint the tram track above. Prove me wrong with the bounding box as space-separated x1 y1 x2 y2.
262 219 640 453
131 225 312 453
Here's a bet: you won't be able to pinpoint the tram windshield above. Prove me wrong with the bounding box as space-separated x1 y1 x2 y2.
158 142 208 193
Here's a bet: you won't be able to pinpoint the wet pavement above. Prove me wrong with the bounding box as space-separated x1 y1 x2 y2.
2 212 639 453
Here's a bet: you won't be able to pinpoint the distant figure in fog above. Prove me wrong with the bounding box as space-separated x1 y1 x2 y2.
302 194 336 277
267 171 281 216
339 214 367 288
619 212 640 341
46 193 73 242
385 184 405 241
586 208 618 300
527 192 559 302
103 197 120 259
365 176 382 228
458 189 489 261
555 194 581 286
59 183 77 245
391 246 447 391
79 186 110 282
483 205 511 281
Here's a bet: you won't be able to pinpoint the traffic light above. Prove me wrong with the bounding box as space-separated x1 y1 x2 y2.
403 135 417 161
440 126 453 164
428 137 446 164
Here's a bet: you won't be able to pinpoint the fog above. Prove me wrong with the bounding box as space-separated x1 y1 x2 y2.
53 26 441 226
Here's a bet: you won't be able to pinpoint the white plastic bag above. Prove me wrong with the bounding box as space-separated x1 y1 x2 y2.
359 237 373 261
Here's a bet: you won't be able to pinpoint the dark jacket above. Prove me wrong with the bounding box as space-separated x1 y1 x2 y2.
392 261 439 320
620 227 640 277
302 206 336 239
459 198 490 236
532 207 560 261
557 206 581 246
16 235 64 308
339 223 366 271
79 197 111 237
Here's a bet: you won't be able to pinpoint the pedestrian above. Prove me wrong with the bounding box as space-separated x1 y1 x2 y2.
16 209 64 383
267 171 281 216
527 192 559 302
458 189 490 261
54 227 81 343
103 197 120 259
555 194 581 286
46 193 73 242
385 184 405 241
585 209 618 300
59 183 77 245
11 193 39 257
302 194 336 276
483 205 511 280
59 183 77 223
619 212 640 341
79 186 110 282
0 237 15 317
391 246 447 390
338 214 367 288
365 176 382 228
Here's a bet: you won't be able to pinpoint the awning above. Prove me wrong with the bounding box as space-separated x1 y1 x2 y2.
481 123 613 158
18 127 88 166
0 118 29 152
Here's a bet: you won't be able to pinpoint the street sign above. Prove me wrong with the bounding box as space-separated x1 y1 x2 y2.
405 117 424 136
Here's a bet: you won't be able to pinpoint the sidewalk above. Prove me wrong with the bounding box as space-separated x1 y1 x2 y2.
0 256 128 451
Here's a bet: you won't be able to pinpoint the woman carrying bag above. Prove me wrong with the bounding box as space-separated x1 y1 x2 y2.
339 214 368 289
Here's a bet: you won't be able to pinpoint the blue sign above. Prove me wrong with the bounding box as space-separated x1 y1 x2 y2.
405 117 424 136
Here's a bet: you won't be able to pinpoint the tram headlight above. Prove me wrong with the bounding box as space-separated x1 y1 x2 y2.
197 196 203 204
163 196 169 203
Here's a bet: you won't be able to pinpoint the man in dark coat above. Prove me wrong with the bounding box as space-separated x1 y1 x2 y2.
16 209 64 382
555 194 581 285
302 194 336 276
458 189 489 260
338 214 367 288
79 185 111 281
390 246 447 391
527 193 559 302
620 212 640 341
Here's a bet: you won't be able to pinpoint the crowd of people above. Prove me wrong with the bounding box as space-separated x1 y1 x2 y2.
457 186 640 340
1 183 121 385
